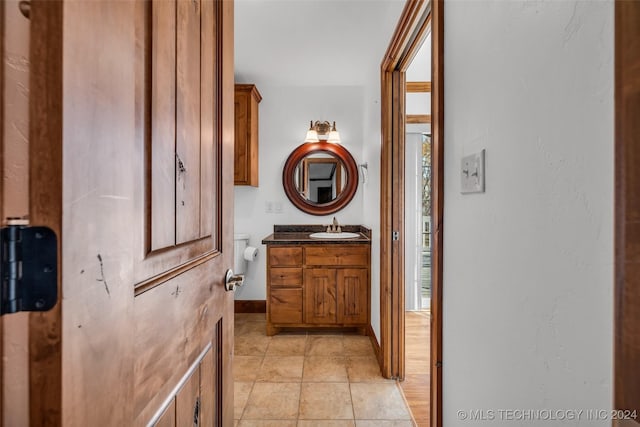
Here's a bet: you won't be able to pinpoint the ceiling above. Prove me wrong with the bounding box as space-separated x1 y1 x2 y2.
235 0 406 86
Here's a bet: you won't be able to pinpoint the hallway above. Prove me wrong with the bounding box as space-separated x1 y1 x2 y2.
400 311 430 426
234 313 415 426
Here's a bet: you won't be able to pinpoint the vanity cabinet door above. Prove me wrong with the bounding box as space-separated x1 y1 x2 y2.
337 269 369 325
304 268 337 324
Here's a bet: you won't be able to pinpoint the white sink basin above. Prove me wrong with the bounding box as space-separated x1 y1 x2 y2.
309 232 360 239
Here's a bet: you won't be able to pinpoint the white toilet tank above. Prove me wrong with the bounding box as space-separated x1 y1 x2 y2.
234 233 251 274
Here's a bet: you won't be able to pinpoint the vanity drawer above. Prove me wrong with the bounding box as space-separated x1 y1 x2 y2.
268 246 303 266
304 245 369 266
270 268 303 287
269 288 303 324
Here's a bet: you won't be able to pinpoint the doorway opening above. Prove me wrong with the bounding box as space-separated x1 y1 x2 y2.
402 26 432 427
404 131 431 311
404 34 432 313
380 0 443 426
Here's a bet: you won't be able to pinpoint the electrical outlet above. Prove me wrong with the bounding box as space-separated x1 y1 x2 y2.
265 201 273 213
274 202 283 213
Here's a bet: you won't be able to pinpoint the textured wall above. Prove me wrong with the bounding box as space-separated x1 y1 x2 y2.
442 1 614 424
2 2 31 424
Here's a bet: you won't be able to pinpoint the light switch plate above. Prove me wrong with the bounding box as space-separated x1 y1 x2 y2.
461 149 485 194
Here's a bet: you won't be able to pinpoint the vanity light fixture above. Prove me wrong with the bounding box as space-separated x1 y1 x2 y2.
327 122 341 144
304 120 341 144
304 121 320 143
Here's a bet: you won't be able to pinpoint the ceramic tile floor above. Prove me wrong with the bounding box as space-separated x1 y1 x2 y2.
234 313 415 427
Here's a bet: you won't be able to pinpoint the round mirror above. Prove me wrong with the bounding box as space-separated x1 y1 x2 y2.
283 142 359 215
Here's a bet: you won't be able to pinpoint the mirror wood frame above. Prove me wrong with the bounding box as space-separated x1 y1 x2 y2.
282 141 359 215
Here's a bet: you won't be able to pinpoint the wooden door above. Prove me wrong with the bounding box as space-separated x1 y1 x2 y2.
2 0 235 425
337 269 368 325
304 268 337 324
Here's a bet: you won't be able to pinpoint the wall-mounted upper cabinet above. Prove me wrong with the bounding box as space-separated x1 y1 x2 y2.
234 84 262 186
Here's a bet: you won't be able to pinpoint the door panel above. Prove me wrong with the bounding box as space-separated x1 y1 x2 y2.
142 0 219 283
150 0 177 251
199 0 216 240
200 348 215 427
337 269 368 325
133 269 222 424
24 0 235 425
154 400 176 427
304 268 337 324
175 367 200 426
175 0 202 244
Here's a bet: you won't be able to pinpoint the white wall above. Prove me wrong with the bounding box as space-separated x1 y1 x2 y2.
443 1 613 424
406 32 432 116
407 32 431 82
234 0 404 341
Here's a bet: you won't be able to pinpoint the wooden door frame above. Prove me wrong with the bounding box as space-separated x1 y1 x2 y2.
1 1 5 419
380 0 443 426
27 1 64 424
614 1 640 423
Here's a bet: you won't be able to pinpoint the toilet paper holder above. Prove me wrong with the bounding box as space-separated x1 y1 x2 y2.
224 269 245 292
243 246 258 261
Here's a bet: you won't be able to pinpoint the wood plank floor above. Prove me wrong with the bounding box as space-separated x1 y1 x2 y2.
401 310 430 426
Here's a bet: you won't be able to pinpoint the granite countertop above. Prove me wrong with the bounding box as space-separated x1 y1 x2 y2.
262 225 372 245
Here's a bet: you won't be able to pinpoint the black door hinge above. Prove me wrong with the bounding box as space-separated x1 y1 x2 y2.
1 224 58 316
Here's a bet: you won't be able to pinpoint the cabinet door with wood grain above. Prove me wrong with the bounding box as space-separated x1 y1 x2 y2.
304 268 337 324
234 84 261 186
337 268 369 325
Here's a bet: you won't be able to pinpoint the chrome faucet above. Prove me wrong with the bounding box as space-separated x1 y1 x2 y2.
326 217 342 233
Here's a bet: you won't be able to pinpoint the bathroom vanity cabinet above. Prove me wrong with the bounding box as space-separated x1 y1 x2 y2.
262 226 371 336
